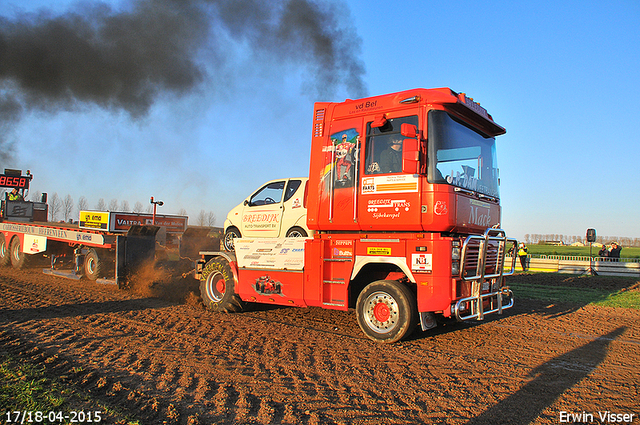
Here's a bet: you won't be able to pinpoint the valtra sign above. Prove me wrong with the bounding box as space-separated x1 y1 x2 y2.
111 213 188 233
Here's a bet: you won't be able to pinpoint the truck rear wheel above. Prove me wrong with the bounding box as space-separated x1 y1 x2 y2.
356 280 418 343
9 237 30 269
199 257 246 313
84 249 103 280
0 234 10 267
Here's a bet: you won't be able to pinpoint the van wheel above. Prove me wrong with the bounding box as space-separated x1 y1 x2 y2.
199 257 246 313
223 227 241 251
0 234 10 267
356 280 418 343
285 227 308 238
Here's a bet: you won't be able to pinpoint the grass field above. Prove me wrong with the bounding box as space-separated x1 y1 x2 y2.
508 280 640 309
525 244 640 259
0 354 138 424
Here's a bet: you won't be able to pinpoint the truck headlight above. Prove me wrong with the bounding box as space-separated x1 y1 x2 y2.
451 260 460 276
451 241 461 275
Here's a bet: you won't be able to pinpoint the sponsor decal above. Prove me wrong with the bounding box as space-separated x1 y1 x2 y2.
254 275 284 296
110 213 187 232
367 199 411 219
361 175 418 194
242 211 281 231
412 253 433 272
235 238 306 270
79 211 109 230
434 201 448 216
367 247 391 256
333 239 353 246
332 247 353 257
349 99 383 114
24 235 47 254
445 171 498 198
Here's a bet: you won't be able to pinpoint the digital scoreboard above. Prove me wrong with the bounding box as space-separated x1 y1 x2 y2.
0 174 31 189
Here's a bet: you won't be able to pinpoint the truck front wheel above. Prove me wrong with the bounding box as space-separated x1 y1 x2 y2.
356 280 418 343
199 257 246 313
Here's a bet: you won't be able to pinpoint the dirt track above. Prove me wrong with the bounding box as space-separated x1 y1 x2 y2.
1 266 638 424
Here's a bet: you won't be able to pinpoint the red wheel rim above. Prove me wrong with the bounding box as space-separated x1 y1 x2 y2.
373 302 391 322
216 279 226 294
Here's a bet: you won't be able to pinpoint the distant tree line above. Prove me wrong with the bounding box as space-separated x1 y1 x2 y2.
523 234 640 247
25 192 216 226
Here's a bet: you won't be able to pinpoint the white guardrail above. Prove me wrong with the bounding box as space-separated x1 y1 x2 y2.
507 255 640 277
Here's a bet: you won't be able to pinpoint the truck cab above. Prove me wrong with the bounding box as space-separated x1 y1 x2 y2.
223 177 311 250
199 88 515 344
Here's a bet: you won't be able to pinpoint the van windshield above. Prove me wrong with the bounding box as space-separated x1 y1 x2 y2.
428 110 500 198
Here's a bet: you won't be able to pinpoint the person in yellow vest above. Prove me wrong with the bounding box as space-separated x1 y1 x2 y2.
7 188 23 201
518 242 529 271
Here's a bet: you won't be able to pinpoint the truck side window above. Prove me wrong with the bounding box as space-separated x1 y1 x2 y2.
249 181 285 206
365 115 419 175
284 180 301 202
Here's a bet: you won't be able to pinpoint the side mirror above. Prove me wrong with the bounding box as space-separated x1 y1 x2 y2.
244 199 249 206
371 114 387 128
402 138 419 174
401 123 417 138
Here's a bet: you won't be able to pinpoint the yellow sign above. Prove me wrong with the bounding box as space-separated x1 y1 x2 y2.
367 246 391 256
79 211 110 230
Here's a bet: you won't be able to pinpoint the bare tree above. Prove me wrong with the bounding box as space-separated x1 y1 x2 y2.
30 191 42 202
96 198 106 210
49 193 61 221
62 194 74 222
133 201 144 213
197 210 207 226
108 199 119 211
196 210 216 226
120 200 130 212
77 196 88 215
207 211 216 226
177 208 187 216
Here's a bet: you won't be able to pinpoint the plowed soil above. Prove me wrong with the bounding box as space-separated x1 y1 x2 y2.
1 266 638 425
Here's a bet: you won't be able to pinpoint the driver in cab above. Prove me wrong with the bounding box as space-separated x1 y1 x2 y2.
379 137 402 173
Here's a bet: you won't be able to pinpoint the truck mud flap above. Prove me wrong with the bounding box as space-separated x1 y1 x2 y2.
116 225 159 288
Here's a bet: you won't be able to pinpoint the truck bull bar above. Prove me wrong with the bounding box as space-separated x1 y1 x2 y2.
454 228 517 321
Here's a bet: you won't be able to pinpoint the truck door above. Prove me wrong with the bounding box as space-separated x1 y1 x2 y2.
240 180 286 238
360 114 422 231
317 118 363 230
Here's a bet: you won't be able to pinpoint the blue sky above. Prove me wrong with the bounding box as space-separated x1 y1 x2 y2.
1 0 639 242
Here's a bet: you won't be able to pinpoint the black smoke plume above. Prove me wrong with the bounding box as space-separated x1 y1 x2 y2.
0 0 368 164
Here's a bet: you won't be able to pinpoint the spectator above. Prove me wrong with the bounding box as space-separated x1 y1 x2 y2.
517 242 529 271
598 244 609 259
609 242 622 262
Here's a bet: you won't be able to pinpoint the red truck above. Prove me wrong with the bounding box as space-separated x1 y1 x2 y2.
196 88 517 343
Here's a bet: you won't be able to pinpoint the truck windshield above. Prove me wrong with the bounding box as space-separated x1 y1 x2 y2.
428 110 500 198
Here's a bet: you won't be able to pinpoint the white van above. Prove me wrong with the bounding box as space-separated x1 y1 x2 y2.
223 177 311 251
